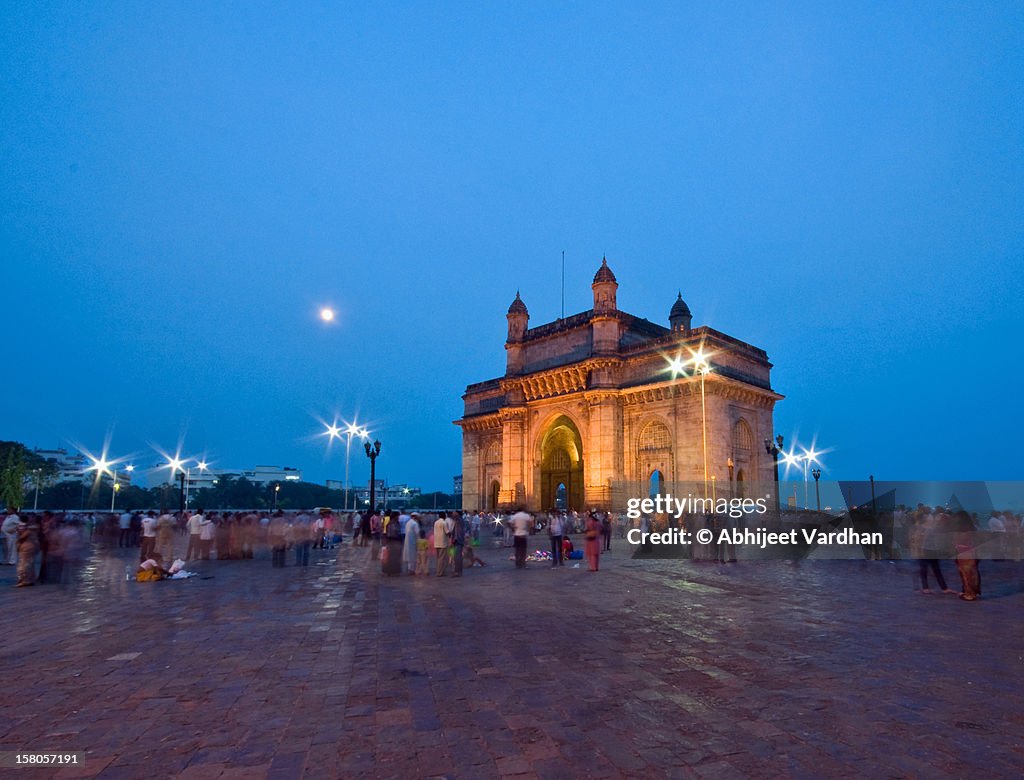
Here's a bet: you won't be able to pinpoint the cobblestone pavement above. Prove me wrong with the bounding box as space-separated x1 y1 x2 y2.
0 536 1022 779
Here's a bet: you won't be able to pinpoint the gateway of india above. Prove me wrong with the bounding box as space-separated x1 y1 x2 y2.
455 258 783 513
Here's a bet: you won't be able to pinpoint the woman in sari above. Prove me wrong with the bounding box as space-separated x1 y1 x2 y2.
585 512 601 572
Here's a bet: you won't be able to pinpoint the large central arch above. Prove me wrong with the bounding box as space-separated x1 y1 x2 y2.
538 415 584 511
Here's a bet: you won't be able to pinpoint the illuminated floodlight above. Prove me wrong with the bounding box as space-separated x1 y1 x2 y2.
324 422 342 440
197 461 209 471
689 348 711 374
89 457 112 475
125 464 135 473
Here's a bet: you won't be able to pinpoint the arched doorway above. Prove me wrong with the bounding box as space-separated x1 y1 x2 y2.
489 480 500 511
555 482 567 510
649 469 664 498
539 415 584 511
735 469 745 498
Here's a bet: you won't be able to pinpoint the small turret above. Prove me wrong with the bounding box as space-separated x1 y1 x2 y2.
669 292 692 334
506 291 529 342
591 256 618 314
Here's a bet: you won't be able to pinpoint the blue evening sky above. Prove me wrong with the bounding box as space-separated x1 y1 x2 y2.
3 2 1022 490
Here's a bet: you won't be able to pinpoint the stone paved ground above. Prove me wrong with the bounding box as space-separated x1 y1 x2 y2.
0 536 1022 779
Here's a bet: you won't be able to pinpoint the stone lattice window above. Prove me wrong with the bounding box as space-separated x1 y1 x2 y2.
732 420 753 456
549 450 571 470
638 421 672 452
485 441 502 464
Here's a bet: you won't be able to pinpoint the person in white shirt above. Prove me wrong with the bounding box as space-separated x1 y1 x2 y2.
3 508 22 565
433 513 449 576
548 512 564 567
140 511 157 560
198 511 214 560
511 509 532 569
118 511 132 548
186 510 203 561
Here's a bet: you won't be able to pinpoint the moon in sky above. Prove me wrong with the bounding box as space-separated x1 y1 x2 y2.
320 307 335 322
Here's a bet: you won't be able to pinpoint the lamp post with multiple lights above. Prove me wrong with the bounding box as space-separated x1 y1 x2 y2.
327 421 370 512
796 447 821 509
166 457 187 514
811 467 822 512
668 349 713 498
693 354 711 498
364 439 382 514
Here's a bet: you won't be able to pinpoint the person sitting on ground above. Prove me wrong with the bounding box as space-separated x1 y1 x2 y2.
562 536 574 559
137 554 170 582
463 544 487 568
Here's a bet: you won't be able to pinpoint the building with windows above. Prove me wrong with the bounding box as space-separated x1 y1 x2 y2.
455 258 783 512
32 447 134 486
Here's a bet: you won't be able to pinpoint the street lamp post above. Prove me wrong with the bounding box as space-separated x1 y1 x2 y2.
364 439 382 514
178 471 186 514
667 350 712 499
764 435 783 515
273 483 280 510
812 467 822 512
695 357 710 499
32 468 41 511
801 454 810 509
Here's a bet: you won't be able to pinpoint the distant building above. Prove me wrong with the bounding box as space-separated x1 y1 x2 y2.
159 464 302 490
351 482 422 509
32 447 133 485
453 475 463 496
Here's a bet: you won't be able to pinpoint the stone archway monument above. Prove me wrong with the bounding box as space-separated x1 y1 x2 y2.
539 415 584 512
455 258 783 513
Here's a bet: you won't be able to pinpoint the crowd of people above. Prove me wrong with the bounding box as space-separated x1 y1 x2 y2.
4 501 1019 596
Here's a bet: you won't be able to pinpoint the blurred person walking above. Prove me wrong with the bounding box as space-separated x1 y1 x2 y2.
548 512 564 568
450 511 465 577
15 513 39 587
953 510 982 601
585 512 602 572
3 507 21 565
269 510 287 568
511 508 531 569
403 512 421 575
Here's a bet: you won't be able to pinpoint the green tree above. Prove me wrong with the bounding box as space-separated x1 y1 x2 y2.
0 440 31 508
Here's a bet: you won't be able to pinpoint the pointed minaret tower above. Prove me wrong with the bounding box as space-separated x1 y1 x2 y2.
591 256 618 314
591 256 621 357
669 291 692 334
505 291 529 375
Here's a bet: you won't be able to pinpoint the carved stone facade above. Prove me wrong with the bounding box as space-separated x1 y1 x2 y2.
455 259 783 512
